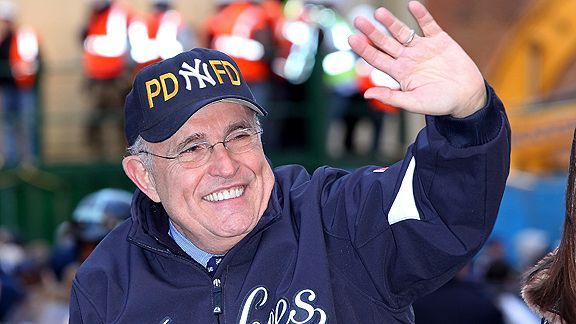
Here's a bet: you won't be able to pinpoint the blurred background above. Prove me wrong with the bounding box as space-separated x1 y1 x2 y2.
0 0 574 322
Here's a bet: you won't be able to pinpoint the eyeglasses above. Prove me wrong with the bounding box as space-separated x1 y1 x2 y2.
139 128 263 168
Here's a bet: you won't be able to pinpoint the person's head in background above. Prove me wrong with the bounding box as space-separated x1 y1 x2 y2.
71 188 133 262
0 0 15 39
522 128 576 323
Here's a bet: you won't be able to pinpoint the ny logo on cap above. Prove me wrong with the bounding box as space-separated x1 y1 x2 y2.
145 59 242 109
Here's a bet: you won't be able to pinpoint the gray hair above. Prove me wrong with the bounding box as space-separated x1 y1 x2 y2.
126 136 153 171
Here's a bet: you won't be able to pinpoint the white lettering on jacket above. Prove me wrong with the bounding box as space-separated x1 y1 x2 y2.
238 287 327 324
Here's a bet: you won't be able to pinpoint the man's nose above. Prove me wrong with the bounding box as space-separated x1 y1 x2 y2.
207 142 238 177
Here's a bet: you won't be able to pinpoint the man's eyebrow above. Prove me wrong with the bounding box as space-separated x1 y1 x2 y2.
173 120 254 152
225 120 253 134
175 132 206 153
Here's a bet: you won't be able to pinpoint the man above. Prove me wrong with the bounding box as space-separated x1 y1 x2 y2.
128 0 196 74
81 0 132 157
0 0 41 168
69 2 511 323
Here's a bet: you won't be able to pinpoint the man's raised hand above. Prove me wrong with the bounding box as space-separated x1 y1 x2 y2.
348 1 487 118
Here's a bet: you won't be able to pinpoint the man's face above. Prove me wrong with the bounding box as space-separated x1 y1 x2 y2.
144 101 274 254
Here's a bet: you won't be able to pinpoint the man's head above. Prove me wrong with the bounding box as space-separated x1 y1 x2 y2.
72 188 133 262
122 48 274 254
89 0 112 11
0 0 15 34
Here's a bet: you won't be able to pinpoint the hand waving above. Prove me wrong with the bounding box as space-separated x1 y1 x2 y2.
348 1 487 118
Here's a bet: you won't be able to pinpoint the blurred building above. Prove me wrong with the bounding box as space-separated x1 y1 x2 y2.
430 0 576 174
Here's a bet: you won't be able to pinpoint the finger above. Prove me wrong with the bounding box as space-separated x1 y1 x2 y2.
364 87 419 112
408 1 443 37
353 16 404 58
348 34 394 75
373 7 415 46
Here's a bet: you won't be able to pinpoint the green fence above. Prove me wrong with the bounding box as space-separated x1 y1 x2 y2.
0 163 134 243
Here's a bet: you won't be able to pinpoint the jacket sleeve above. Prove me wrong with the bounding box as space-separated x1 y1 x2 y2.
320 82 511 309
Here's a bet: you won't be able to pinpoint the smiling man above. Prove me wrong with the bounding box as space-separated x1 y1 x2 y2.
125 99 274 254
69 2 511 323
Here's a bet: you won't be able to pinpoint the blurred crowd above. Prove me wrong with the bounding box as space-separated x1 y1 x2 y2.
412 238 544 323
0 188 132 323
0 0 407 169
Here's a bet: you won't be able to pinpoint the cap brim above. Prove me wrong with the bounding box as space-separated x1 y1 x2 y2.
217 98 267 116
140 95 267 144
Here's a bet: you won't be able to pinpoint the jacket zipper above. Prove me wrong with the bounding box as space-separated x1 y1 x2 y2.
133 238 225 323
213 278 222 323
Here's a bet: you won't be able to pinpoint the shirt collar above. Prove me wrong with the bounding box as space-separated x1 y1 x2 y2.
168 219 221 267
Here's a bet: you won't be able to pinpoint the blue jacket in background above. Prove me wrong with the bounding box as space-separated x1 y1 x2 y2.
69 84 511 323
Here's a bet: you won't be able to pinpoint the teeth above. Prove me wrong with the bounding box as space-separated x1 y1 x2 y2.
203 187 245 202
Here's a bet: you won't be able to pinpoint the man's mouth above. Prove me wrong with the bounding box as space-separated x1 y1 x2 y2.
203 186 245 202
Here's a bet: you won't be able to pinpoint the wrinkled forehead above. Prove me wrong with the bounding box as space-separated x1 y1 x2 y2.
164 101 258 143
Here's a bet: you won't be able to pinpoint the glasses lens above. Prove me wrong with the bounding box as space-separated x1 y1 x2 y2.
177 143 209 165
174 129 260 168
226 129 259 154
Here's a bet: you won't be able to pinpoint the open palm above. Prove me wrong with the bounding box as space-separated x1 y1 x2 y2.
348 1 487 118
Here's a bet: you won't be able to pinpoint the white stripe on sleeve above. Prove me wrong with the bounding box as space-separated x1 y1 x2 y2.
388 157 421 225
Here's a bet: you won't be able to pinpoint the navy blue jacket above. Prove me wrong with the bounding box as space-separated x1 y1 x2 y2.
69 84 511 323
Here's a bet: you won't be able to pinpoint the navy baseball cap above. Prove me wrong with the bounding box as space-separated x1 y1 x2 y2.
124 48 267 146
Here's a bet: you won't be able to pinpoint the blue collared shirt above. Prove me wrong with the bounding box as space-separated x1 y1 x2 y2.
168 220 222 267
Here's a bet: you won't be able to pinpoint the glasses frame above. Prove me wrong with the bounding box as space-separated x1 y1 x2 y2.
138 128 263 168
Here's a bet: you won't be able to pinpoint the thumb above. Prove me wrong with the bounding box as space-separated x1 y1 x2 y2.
364 87 419 112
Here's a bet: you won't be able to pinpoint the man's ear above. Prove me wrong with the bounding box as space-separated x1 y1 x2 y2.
122 156 161 203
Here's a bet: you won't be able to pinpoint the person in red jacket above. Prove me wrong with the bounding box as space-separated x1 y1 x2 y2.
204 0 280 149
81 0 132 158
0 0 41 168
128 0 196 75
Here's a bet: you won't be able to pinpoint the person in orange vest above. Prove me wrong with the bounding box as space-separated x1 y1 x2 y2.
128 0 196 75
0 0 41 168
204 0 279 150
81 0 133 158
